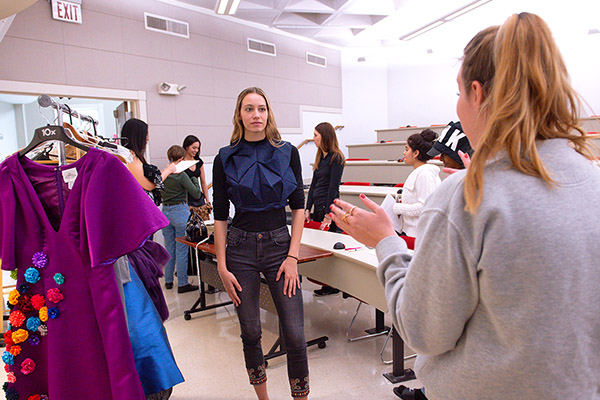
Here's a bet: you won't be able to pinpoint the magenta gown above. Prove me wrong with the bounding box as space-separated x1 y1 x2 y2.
0 148 169 400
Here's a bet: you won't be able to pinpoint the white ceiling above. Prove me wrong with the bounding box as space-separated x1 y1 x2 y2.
166 0 476 47
164 0 600 54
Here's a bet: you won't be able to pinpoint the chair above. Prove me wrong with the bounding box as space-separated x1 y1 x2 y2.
303 221 330 288
341 181 371 186
304 220 329 231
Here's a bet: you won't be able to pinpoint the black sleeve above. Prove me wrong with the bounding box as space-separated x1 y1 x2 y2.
326 155 344 209
305 168 316 211
288 145 305 210
212 154 230 221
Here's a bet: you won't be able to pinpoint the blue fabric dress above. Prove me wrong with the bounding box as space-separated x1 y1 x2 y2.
124 263 184 395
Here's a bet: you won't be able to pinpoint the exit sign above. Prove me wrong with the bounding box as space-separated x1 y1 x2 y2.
51 0 82 24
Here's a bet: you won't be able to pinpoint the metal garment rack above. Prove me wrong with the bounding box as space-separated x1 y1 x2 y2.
37 94 99 166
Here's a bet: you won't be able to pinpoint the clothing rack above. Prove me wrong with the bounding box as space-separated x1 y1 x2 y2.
37 95 98 165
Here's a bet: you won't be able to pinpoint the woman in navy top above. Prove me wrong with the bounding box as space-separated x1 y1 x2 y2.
212 87 309 399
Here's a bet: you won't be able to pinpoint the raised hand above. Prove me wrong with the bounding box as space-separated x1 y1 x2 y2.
442 150 471 175
329 195 396 248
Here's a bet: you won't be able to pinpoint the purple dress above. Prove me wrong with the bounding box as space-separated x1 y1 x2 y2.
0 148 169 400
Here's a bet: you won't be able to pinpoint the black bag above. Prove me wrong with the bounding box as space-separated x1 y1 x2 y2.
185 210 208 243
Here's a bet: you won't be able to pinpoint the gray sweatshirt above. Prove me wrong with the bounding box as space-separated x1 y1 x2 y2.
376 139 600 400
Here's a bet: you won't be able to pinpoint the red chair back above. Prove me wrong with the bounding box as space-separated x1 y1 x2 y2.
342 181 371 186
400 235 415 250
304 220 330 231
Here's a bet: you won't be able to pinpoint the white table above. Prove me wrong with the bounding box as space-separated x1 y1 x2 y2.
299 228 416 383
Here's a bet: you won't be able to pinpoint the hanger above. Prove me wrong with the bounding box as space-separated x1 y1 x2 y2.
19 125 89 158
63 121 132 163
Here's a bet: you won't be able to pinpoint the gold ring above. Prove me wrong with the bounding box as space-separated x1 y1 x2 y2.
349 206 357 216
342 212 350 224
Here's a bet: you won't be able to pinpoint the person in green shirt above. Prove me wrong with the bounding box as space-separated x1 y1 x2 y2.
161 145 202 293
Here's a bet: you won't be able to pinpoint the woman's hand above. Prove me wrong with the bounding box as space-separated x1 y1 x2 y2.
320 215 332 231
329 195 397 248
443 150 471 175
304 209 311 222
218 268 242 306
276 257 300 298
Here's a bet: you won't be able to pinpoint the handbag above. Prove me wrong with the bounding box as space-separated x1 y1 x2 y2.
189 203 212 221
185 209 208 243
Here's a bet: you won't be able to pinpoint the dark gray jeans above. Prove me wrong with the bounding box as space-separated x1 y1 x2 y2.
226 226 309 398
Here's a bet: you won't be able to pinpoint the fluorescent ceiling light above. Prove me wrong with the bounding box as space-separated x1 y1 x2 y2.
216 0 228 14
400 0 493 41
229 0 241 15
216 0 240 15
402 21 444 41
444 0 492 21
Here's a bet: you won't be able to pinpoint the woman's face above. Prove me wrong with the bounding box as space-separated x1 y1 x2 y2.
456 69 484 148
313 130 322 150
403 144 418 165
186 141 200 158
240 93 268 136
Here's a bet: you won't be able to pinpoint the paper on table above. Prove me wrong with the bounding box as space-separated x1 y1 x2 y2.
380 194 403 234
175 160 198 173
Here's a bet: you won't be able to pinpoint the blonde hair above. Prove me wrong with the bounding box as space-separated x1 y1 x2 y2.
230 87 281 147
313 122 345 170
462 13 597 213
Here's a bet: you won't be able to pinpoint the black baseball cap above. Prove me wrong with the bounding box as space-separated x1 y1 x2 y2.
427 121 473 167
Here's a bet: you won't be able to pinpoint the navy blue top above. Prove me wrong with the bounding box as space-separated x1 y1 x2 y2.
213 137 304 232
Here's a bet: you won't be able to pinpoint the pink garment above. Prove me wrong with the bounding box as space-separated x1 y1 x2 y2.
0 149 169 399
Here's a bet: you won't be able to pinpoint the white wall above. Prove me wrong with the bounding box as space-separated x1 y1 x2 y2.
340 58 389 154
387 60 460 128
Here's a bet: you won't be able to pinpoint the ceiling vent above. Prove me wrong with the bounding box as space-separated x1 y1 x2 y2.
247 38 276 56
306 52 327 68
144 12 189 38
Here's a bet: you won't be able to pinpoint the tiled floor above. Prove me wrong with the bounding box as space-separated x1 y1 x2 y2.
163 277 422 400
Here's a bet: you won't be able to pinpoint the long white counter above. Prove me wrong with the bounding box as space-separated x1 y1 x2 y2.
347 141 406 160
342 160 446 184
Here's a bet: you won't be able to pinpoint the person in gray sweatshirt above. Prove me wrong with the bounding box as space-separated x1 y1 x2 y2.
329 13 600 400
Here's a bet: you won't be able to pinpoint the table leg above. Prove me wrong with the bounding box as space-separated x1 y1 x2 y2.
383 328 416 383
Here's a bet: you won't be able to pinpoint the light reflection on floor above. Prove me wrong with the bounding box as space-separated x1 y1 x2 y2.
163 277 421 400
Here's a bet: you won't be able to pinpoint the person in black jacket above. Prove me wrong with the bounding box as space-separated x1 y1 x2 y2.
305 122 345 231
305 122 345 296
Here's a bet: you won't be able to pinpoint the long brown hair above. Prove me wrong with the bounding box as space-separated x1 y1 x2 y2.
462 13 597 213
313 122 345 170
230 87 281 147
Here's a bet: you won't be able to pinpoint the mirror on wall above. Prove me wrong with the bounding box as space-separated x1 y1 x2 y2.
0 94 129 160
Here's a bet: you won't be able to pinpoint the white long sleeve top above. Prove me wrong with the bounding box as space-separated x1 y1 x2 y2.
393 163 440 236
